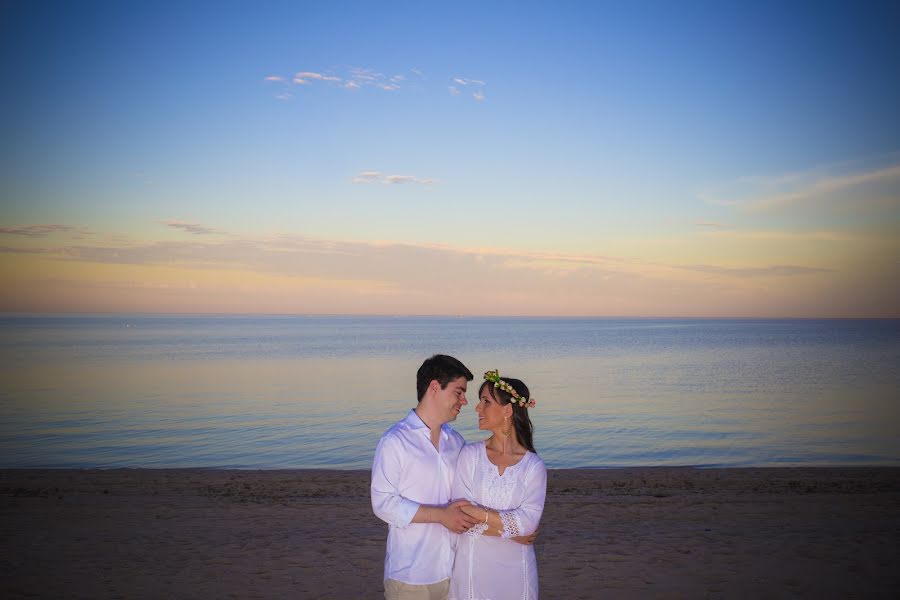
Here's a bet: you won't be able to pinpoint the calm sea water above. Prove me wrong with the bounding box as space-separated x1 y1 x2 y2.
1 315 898 469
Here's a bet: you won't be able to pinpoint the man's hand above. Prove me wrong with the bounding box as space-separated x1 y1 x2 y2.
441 500 481 533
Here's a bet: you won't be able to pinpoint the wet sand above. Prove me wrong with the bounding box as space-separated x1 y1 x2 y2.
2 467 899 599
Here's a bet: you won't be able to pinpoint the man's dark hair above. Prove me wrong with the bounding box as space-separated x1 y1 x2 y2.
416 354 473 401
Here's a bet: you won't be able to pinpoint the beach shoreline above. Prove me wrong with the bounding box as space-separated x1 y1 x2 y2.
3 467 899 598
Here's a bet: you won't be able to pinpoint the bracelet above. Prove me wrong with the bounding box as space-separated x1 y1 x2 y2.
483 510 489 524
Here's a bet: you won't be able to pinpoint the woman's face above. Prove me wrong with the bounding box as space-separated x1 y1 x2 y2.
475 386 510 431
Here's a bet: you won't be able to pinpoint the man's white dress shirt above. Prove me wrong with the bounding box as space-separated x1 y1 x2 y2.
371 409 466 585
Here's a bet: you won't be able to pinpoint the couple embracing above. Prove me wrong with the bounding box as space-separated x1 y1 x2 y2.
372 354 547 600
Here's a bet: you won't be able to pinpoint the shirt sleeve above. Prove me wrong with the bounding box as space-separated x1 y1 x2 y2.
371 434 420 528
499 457 547 538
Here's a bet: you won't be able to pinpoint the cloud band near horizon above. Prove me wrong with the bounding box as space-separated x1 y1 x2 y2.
1 221 897 317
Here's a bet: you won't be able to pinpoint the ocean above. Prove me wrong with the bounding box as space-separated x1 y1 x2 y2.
1 315 898 469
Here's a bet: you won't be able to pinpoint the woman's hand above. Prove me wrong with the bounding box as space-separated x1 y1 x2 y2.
511 528 538 545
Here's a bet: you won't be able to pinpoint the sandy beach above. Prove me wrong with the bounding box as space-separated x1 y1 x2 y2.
2 467 898 599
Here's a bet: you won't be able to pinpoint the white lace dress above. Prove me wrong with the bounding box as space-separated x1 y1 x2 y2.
449 441 547 600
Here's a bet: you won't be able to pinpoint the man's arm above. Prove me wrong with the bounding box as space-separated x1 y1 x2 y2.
371 435 480 533
412 500 480 534
371 435 420 528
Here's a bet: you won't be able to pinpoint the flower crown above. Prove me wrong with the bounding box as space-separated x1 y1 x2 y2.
483 369 536 408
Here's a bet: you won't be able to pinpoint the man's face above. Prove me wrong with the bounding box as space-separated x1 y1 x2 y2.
435 376 469 422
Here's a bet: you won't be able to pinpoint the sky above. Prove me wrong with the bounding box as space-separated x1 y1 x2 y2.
1 0 899 317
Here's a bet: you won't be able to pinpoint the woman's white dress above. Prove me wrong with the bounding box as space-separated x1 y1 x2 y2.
449 441 547 600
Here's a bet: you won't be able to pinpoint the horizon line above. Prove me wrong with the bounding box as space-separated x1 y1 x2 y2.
2 310 898 320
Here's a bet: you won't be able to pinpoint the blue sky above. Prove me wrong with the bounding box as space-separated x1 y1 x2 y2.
2 1 899 316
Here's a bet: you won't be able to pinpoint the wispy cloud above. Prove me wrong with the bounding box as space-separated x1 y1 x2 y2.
351 171 437 185
700 158 900 212
15 224 836 284
0 245 58 254
0 224 89 237
4 226 896 316
347 67 378 83
133 171 153 185
264 74 296 99
701 229 861 242
343 67 411 91
384 175 419 184
450 76 486 101
1 225 625 273
695 221 731 229
160 220 222 235
675 264 834 278
351 171 382 183
265 66 488 102
266 66 420 94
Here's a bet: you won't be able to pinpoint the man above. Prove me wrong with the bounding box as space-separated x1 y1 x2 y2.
371 354 479 600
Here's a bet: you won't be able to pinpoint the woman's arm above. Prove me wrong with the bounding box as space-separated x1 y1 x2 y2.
450 444 476 503
459 459 547 538
459 504 537 543
461 503 501 531
460 504 529 537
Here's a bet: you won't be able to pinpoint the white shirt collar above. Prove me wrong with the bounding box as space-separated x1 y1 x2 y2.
405 408 449 437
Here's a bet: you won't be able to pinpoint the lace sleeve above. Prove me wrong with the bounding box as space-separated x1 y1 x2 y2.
497 455 546 538
499 510 522 539
465 522 488 537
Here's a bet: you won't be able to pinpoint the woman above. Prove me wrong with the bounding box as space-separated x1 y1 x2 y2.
450 369 547 600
